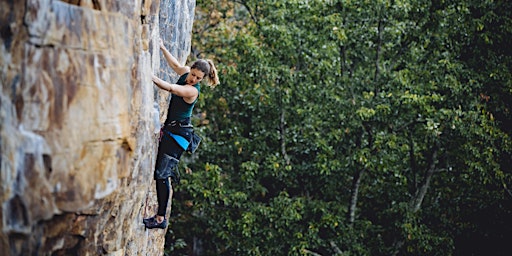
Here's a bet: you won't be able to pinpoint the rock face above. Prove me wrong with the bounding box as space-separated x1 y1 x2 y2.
0 0 195 255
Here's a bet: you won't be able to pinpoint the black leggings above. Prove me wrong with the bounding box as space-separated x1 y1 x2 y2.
156 178 170 217
154 119 193 217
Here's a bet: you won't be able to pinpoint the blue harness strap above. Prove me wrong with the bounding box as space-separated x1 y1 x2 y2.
164 130 190 150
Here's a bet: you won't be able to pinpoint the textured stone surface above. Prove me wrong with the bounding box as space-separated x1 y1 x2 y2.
0 0 195 255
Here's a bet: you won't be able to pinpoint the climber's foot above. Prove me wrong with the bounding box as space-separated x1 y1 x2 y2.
145 217 167 229
143 216 156 225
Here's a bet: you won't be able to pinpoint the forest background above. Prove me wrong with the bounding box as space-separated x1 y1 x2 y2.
165 0 512 255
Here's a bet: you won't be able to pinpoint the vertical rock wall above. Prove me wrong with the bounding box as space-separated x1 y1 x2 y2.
0 0 195 255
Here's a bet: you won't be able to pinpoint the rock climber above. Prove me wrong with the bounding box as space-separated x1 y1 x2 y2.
144 39 219 229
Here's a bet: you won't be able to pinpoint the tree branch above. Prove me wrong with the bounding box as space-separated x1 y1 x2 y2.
279 107 290 166
349 168 365 224
411 144 438 213
374 18 383 84
330 241 344 255
232 0 260 28
303 249 322 256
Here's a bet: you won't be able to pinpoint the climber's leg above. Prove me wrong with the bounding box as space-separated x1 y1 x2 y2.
156 177 170 218
145 177 170 229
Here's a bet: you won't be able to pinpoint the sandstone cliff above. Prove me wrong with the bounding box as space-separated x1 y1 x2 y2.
0 0 195 255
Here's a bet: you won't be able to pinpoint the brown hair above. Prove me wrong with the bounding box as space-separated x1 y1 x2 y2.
191 59 220 88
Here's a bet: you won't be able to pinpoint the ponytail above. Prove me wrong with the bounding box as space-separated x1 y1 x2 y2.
205 59 220 88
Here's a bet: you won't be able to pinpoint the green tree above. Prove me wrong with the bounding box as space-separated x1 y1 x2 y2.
166 0 512 255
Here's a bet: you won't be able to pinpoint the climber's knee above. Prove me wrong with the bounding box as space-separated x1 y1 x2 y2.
154 153 179 181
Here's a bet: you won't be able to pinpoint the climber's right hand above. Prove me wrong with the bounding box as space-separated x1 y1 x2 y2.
159 39 165 50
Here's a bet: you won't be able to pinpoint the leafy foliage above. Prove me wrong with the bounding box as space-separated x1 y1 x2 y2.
166 0 512 255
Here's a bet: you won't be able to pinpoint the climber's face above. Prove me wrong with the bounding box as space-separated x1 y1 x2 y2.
186 68 205 85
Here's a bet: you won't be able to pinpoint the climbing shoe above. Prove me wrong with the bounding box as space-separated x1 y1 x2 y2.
145 218 167 229
143 216 156 225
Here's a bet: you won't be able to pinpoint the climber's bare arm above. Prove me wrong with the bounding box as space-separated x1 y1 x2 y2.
152 75 198 103
159 39 190 76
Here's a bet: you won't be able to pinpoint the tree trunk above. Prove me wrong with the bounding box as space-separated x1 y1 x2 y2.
392 145 439 255
349 168 366 224
411 147 438 213
279 107 290 166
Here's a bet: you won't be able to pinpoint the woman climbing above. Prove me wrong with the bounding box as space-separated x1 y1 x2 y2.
144 39 220 229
